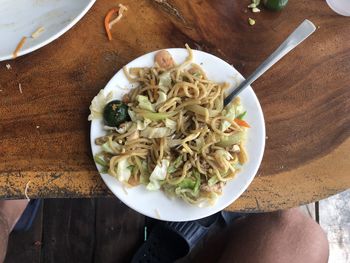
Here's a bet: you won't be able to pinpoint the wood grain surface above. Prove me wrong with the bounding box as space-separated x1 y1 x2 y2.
0 0 349 211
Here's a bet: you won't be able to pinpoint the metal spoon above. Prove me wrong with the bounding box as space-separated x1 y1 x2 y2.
224 19 316 105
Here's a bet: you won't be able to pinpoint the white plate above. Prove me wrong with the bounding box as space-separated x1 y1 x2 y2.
90 49 266 221
0 0 95 61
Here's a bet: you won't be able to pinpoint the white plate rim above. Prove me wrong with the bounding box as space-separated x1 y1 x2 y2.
90 48 266 221
0 0 96 61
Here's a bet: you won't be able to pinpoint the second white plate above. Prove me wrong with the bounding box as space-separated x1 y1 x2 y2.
0 0 95 61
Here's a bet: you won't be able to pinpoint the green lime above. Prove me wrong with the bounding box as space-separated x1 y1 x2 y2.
103 100 130 127
263 0 288 11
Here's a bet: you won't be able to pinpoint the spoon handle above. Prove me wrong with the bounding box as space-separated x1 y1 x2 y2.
224 19 316 105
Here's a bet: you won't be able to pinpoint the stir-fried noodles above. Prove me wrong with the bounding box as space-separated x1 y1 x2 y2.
89 45 249 206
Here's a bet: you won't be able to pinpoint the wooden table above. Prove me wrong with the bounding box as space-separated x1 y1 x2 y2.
0 0 349 212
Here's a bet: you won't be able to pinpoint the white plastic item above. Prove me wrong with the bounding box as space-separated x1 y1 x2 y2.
326 0 350 16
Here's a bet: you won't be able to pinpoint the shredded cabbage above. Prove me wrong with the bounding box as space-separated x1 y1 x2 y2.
235 104 244 117
208 176 219 186
137 95 155 112
115 158 132 182
175 173 200 197
103 122 132 133
217 131 246 147
94 153 107 167
221 103 236 131
221 102 245 131
147 159 169 190
167 139 182 148
101 141 122 154
178 179 196 189
128 109 140 122
88 90 114 120
140 126 172 138
137 110 173 121
165 118 177 131
195 137 205 151
215 149 234 161
139 161 149 185
174 171 201 204
155 91 167 106
158 72 172 93
136 119 152 130
168 156 183 174
186 105 220 118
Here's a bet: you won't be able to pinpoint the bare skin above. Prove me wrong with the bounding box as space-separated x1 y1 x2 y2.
0 200 28 262
190 208 329 263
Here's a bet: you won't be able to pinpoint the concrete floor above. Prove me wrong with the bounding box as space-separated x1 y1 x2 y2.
319 189 350 263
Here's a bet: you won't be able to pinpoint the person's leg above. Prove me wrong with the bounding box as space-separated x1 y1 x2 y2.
0 200 28 262
192 208 329 263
